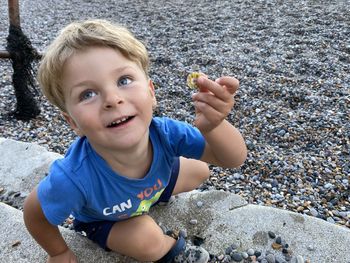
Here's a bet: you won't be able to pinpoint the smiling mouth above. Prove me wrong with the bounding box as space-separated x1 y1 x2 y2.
107 116 134 128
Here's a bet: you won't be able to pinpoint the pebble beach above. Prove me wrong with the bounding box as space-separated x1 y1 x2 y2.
0 0 349 250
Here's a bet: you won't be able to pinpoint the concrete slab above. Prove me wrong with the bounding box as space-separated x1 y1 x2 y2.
150 191 350 262
0 202 134 263
0 138 349 262
0 139 61 195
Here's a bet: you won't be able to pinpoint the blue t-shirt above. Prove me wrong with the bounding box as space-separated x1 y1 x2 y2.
37 117 205 225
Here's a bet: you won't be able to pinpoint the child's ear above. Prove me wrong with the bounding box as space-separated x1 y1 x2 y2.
61 112 84 137
148 79 157 109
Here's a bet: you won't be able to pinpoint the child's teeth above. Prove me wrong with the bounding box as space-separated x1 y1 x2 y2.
110 117 128 126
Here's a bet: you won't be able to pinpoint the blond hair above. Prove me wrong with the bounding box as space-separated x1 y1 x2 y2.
38 19 149 112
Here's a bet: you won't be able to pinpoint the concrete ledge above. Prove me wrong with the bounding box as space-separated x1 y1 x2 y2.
1 190 350 262
0 202 133 263
0 138 349 262
0 139 61 195
150 191 350 262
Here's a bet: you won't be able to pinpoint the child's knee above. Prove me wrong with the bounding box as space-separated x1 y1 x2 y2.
133 224 167 260
197 161 210 182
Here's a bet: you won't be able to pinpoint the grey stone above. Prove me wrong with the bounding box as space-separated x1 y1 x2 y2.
241 251 249 259
231 252 243 262
309 208 319 217
247 248 255 256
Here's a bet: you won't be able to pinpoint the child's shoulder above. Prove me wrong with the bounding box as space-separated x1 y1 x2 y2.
59 136 92 171
150 117 205 158
151 116 190 130
150 117 202 141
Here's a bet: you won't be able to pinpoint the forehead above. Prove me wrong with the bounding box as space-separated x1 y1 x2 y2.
62 47 140 80
65 47 128 68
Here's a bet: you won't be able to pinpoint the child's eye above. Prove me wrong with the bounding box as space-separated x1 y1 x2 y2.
80 90 97 101
118 76 132 86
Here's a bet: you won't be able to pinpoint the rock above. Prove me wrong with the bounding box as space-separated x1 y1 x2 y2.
272 242 282 250
268 231 276 239
275 236 282 244
247 248 255 256
231 252 243 262
189 219 198 225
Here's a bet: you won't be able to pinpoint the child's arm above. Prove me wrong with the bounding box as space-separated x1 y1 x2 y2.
192 76 247 168
23 187 77 263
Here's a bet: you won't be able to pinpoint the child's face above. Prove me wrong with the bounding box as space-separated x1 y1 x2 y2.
61 46 156 153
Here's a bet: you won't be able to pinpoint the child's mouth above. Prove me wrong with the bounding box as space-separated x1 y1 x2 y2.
107 116 134 128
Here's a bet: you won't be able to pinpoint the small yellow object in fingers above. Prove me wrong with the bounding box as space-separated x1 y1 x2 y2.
187 72 202 89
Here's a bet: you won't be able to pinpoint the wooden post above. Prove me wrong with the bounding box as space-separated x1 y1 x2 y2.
0 0 20 58
5 0 41 120
8 0 21 27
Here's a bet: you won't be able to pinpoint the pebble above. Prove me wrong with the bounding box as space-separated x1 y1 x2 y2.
179 229 187 239
282 248 289 254
230 243 239 250
225 246 233 255
284 254 293 262
247 248 255 256
225 243 238 255
217 254 225 261
196 201 204 208
254 250 262 257
231 252 243 262
275 236 282 244
189 219 198 225
268 231 276 239
306 245 315 251
309 208 319 217
241 252 249 259
272 243 282 250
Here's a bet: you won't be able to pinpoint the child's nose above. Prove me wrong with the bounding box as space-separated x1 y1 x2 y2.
103 89 124 109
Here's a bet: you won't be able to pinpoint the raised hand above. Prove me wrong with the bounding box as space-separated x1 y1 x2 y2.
191 76 239 133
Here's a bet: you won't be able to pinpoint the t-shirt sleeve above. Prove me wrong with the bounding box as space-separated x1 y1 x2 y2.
156 117 206 159
37 160 85 225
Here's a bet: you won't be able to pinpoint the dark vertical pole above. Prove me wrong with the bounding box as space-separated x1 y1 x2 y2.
8 0 21 27
0 1 19 58
6 0 41 120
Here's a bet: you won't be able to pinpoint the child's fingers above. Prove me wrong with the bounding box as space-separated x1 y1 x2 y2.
215 76 239 95
194 100 226 124
192 92 233 116
196 77 232 101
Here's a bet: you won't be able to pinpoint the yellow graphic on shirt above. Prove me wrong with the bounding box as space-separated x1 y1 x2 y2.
131 189 164 217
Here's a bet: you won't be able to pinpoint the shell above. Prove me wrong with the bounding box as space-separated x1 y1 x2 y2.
187 72 202 89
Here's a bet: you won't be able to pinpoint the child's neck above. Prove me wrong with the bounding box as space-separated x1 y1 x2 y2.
96 139 153 179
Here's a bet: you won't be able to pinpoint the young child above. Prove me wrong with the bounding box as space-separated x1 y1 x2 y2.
23 19 247 263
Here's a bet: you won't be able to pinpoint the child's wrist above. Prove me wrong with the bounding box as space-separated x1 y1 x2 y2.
48 245 69 258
